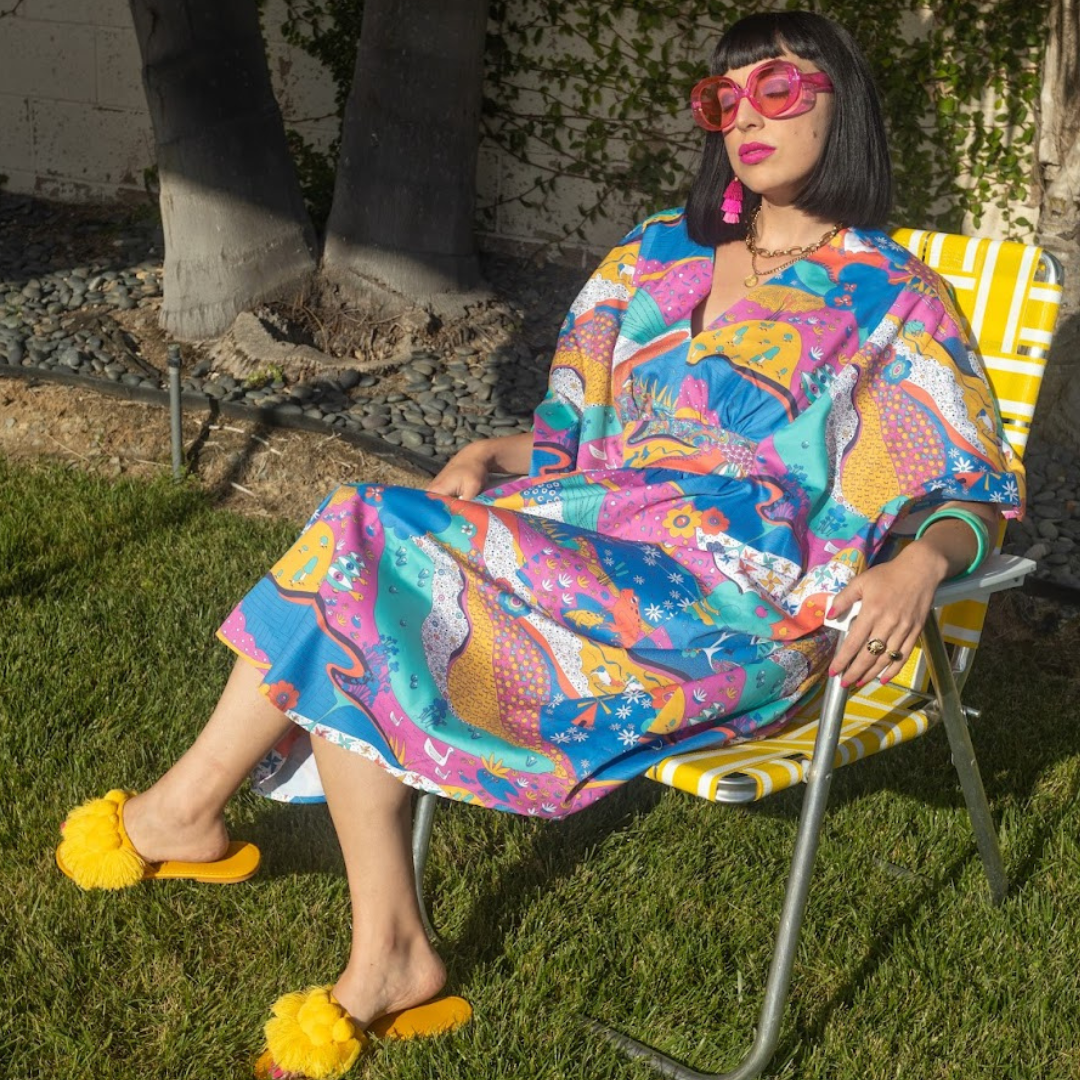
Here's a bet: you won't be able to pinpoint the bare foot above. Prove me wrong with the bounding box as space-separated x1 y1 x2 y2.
121 790 231 865
331 938 448 1030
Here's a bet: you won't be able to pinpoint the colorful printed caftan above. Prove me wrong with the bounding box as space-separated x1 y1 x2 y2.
218 210 1023 818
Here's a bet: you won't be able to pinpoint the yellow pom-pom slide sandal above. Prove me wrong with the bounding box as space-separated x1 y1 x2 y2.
56 789 261 890
253 986 473 1080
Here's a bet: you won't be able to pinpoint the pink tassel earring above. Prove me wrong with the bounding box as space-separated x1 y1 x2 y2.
721 177 743 223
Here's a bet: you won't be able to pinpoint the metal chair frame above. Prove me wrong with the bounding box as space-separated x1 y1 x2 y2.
407 244 1064 1078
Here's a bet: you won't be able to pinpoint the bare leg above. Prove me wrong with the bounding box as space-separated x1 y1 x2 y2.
310 734 446 1026
122 657 292 864
121 655 445 1021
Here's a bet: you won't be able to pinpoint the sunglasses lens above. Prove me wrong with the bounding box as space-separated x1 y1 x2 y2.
752 64 800 117
691 77 728 130
715 84 741 129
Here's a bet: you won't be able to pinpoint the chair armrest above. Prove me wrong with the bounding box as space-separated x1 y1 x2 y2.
823 553 1036 632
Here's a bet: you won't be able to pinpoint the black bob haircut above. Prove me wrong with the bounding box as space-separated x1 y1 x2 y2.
685 11 893 247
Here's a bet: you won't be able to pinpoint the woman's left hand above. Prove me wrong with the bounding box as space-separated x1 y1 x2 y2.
827 499 999 687
825 544 946 688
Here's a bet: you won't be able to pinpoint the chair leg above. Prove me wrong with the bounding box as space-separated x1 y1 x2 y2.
587 670 853 1079
921 616 1008 905
412 792 439 941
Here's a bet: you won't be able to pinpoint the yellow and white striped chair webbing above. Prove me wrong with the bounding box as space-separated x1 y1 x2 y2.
648 230 1062 805
648 683 934 802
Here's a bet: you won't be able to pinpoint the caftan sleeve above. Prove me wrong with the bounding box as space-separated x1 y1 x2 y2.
833 277 1025 552
529 228 641 477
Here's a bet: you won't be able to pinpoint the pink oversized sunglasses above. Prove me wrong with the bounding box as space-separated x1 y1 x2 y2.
690 59 834 133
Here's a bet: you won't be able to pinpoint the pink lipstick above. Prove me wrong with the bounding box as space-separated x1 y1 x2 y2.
738 143 775 164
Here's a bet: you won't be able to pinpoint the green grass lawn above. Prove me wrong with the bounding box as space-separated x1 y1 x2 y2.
2 456 1078 1080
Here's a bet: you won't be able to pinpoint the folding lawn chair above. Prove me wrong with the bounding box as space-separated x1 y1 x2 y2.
410 229 1065 1079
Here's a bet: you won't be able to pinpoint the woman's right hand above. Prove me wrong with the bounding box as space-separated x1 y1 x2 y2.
427 442 494 499
426 432 534 499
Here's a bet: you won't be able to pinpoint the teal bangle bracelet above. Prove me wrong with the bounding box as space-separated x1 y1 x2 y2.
914 508 990 579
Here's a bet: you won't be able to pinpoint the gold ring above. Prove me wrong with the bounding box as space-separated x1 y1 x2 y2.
887 649 904 662
865 638 887 656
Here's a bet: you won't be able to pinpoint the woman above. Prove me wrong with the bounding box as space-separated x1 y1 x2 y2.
57 11 1023 1079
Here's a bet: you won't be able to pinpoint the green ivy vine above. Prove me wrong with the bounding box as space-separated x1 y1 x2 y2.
816 0 1048 234
262 0 366 225
269 0 1049 242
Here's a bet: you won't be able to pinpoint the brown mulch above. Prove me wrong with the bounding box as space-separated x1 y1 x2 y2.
0 379 429 523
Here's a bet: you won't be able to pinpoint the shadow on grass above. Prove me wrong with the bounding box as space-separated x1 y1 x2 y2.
780 843 977 1072
240 773 667 993
439 779 666 972
0 457 209 602
240 801 347 880
781 749 1078 1069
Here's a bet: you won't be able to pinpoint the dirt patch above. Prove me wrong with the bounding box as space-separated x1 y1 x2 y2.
0 379 429 523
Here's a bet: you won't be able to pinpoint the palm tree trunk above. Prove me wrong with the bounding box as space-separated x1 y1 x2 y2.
1036 0 1080 448
130 0 317 340
322 0 490 309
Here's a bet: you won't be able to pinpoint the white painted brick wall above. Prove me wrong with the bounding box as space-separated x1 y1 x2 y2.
0 5 152 199
95 24 146 110
266 42 336 122
0 95 33 172
0 2 646 259
258 0 295 46
0 18 98 100
32 97 153 185
0 2 609 259
20 0 131 28
0 2 622 258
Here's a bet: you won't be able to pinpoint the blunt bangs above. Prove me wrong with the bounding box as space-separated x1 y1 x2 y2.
710 13 819 75
686 11 893 248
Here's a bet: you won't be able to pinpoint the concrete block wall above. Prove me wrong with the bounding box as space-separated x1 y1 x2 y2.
0 1 628 259
0 0 153 200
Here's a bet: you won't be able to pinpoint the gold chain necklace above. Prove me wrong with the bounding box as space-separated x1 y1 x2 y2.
743 207 843 288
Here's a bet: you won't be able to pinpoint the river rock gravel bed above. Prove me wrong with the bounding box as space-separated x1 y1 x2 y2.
0 193 1077 596
0 194 581 472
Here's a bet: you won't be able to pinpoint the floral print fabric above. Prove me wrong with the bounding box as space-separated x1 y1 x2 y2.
218 209 1023 818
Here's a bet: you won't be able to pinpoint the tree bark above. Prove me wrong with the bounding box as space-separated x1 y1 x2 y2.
1035 0 1080 448
322 0 491 312
130 0 317 340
